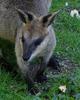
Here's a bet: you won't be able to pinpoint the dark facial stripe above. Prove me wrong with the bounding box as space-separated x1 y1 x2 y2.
23 37 44 61
33 37 44 46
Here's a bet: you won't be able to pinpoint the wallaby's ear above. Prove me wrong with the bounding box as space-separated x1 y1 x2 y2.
41 11 59 27
16 9 27 23
16 8 35 23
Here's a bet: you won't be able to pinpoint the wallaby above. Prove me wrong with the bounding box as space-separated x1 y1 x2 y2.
0 0 58 94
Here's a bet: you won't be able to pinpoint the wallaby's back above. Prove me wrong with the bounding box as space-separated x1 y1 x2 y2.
0 0 51 42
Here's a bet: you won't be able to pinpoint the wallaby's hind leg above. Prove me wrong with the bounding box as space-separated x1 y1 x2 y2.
47 55 60 71
37 55 60 83
36 55 60 83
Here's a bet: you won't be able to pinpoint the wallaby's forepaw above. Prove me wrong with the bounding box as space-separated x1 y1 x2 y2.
36 75 48 83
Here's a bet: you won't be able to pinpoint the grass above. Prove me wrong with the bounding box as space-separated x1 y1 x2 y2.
0 0 80 99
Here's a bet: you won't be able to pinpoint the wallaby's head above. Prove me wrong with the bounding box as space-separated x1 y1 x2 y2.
17 9 58 62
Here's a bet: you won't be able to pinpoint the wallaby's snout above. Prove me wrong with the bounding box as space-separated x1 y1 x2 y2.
23 37 44 61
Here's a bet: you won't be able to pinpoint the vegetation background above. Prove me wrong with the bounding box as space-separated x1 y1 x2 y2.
0 0 80 99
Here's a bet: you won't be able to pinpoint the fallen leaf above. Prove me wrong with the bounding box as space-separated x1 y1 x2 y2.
59 85 66 93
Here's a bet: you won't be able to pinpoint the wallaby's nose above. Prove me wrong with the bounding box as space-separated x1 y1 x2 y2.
23 44 35 62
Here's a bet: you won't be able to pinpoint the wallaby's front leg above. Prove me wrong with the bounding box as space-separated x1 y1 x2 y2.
35 62 48 83
26 71 39 95
26 64 41 94
16 60 40 94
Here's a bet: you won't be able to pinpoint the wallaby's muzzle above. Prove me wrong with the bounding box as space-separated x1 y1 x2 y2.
23 37 44 61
